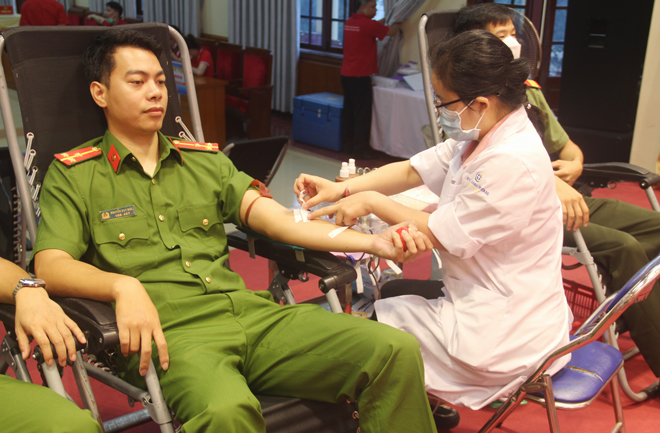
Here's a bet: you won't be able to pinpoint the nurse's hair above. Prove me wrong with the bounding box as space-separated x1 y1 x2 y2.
431 30 544 135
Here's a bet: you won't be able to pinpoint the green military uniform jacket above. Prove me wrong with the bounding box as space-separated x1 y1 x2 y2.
525 81 569 154
34 131 255 318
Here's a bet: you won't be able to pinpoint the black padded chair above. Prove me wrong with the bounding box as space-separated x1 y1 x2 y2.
0 24 359 433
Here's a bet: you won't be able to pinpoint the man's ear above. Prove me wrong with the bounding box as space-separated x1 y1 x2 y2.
90 81 108 108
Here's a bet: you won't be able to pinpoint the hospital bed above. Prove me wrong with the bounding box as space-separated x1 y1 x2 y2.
0 23 358 432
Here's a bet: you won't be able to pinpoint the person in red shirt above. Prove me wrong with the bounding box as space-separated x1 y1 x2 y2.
184 34 215 78
19 0 68 26
340 0 400 159
87 1 127 27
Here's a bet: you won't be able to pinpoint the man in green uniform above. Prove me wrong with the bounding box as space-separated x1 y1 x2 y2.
32 30 436 432
453 3 660 378
0 258 102 432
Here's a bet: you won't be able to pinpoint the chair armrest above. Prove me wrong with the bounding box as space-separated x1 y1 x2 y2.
578 162 660 189
52 297 119 355
227 229 357 293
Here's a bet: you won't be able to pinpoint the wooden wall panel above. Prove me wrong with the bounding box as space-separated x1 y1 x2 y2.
296 52 344 96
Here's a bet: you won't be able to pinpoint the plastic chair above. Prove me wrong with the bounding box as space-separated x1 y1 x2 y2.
0 23 359 433
479 253 660 433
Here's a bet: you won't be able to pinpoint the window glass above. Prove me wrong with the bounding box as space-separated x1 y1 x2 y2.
310 18 323 46
549 44 564 77
553 9 567 43
300 19 310 44
557 0 568 7
374 0 385 22
301 0 310 15
331 21 344 48
311 0 324 18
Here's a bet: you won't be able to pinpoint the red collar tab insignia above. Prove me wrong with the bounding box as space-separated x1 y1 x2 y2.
54 146 102 166
169 138 219 153
107 144 121 172
525 79 541 89
250 179 273 199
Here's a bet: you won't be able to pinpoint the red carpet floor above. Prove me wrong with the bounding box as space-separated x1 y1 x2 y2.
6 182 660 432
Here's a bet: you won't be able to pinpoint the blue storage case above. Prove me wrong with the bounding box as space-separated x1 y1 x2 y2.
292 93 344 151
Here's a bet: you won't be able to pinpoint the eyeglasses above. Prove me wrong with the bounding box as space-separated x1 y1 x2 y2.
433 95 463 110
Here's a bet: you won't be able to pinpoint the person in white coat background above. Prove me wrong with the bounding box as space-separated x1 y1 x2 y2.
293 30 573 411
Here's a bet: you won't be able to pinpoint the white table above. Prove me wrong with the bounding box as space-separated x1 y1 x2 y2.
370 82 431 159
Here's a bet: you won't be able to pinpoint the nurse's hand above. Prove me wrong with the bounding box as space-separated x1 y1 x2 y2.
293 174 344 209
114 279 169 376
372 223 432 263
555 177 589 231
308 191 383 226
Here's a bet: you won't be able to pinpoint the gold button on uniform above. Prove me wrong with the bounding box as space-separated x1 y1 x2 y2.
202 218 209 226
152 179 156 185
205 277 211 283
118 233 126 241
131 157 137 162
185 261 191 267
158 215 165 221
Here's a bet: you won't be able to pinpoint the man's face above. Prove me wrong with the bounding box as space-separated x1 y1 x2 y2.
92 47 168 137
486 19 517 41
104 6 119 19
360 1 378 19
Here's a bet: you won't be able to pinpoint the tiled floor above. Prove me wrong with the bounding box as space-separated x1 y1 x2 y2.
268 112 403 207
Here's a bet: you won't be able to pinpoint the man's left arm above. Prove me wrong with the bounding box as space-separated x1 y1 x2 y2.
238 189 432 262
552 139 584 186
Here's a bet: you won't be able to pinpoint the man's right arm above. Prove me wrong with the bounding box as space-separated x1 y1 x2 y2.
35 249 169 376
387 23 402 37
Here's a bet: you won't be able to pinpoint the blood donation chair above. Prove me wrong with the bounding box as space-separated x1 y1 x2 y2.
417 8 660 403
0 24 358 432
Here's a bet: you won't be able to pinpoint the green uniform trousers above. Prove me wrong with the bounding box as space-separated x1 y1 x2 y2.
564 196 660 376
0 373 101 432
124 290 435 433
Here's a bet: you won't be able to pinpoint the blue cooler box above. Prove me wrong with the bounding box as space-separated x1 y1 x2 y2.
292 93 344 151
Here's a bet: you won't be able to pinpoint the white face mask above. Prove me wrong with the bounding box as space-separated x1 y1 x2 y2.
502 35 521 59
438 100 486 142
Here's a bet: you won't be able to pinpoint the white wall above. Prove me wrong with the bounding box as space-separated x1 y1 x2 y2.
630 0 660 173
74 0 90 7
399 0 465 65
201 0 229 37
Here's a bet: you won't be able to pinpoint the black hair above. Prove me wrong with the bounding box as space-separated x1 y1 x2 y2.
183 34 200 50
83 29 163 86
432 30 545 136
355 0 374 12
106 1 123 17
453 3 514 36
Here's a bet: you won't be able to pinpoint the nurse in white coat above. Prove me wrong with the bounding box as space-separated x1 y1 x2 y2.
293 30 573 410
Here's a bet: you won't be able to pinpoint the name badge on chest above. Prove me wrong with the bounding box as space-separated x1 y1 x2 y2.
100 205 137 222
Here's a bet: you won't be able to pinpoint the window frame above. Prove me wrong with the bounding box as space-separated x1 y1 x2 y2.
300 0 355 54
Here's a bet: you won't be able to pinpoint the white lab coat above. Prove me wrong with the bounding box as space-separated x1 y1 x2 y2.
374 106 573 409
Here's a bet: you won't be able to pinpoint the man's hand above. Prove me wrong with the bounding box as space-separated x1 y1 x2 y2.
114 280 169 376
372 223 432 263
14 287 86 367
555 176 590 231
552 158 583 186
294 173 345 210
86 14 104 24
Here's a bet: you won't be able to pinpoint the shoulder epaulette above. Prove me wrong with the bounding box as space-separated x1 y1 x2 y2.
54 146 103 166
169 138 219 153
525 79 541 89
